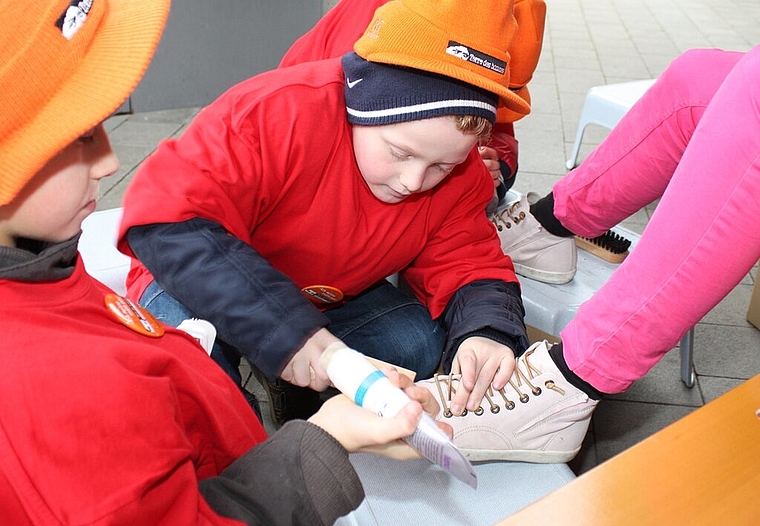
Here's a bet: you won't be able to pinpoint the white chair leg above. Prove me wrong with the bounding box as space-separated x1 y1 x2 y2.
566 120 588 170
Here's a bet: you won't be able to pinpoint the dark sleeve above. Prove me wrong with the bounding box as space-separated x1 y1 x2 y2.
126 218 329 380
199 421 364 526
439 279 529 373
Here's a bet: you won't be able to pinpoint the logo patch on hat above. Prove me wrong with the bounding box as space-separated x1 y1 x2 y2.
445 41 506 76
365 17 384 40
56 0 94 40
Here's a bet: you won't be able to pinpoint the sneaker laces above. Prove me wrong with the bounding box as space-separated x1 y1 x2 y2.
430 347 566 418
490 200 526 232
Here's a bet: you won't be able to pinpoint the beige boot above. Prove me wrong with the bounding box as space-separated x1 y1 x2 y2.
417 340 597 463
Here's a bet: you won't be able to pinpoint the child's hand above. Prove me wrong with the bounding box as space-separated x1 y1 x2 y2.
478 145 504 189
308 367 452 460
449 337 516 416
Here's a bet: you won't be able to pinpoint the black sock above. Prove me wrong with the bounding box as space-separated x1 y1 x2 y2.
529 192 575 237
549 342 605 400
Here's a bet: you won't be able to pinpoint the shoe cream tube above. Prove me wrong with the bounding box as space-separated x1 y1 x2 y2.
320 342 477 488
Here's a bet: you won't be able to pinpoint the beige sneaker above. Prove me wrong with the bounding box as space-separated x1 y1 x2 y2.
416 341 597 463
491 195 577 284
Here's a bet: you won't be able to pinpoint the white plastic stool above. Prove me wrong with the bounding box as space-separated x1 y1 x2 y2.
336 453 574 525
566 79 656 170
79 207 131 295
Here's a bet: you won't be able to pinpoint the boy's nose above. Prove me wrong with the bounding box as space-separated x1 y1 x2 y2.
399 167 426 193
94 149 120 181
91 125 120 180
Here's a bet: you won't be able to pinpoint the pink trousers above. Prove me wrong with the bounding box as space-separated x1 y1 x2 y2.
555 46 760 394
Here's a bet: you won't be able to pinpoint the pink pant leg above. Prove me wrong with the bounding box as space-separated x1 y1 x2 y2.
555 48 741 234
557 46 760 394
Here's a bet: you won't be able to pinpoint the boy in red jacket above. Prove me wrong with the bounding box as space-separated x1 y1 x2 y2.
0 1 442 523
119 0 533 432
280 0 578 286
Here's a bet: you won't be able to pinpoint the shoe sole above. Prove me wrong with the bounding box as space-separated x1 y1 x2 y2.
255 374 287 429
461 445 581 464
513 262 576 285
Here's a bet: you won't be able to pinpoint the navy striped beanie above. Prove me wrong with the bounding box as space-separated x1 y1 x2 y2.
342 52 499 126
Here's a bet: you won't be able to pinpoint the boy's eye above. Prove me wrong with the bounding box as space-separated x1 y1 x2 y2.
77 127 97 144
390 147 410 160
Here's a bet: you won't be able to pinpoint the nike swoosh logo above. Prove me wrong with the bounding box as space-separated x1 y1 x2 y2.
346 77 363 88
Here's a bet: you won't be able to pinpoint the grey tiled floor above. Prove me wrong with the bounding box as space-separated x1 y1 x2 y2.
100 0 760 476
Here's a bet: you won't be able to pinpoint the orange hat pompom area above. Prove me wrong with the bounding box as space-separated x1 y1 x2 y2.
0 0 170 207
353 0 531 123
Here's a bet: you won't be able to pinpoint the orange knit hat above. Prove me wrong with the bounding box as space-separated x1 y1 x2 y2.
0 0 170 206
353 0 530 123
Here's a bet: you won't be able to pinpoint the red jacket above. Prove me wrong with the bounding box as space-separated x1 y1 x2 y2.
118 58 528 379
1 254 366 524
119 59 518 319
0 262 264 524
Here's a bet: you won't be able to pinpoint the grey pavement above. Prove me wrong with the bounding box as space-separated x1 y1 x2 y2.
100 0 760 476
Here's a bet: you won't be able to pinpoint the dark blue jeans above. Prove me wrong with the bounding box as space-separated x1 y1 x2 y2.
323 280 444 379
139 279 445 387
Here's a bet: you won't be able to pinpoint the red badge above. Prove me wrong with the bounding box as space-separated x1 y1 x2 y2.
301 285 344 306
105 293 165 338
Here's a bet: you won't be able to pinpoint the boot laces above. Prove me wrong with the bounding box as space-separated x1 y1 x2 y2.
490 200 526 232
431 347 565 418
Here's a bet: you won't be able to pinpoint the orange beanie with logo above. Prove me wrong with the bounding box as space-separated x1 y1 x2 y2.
0 0 170 206
353 0 531 123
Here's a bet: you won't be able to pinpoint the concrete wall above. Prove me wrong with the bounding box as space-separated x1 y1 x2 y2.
127 0 324 112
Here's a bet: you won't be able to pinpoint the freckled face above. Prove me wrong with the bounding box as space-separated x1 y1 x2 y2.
352 116 478 203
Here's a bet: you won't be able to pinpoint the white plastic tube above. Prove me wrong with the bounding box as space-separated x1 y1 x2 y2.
320 342 478 488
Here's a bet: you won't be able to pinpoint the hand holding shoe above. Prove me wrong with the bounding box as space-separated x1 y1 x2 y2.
449 336 516 416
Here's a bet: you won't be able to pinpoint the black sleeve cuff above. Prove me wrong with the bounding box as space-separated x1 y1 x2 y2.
440 280 529 373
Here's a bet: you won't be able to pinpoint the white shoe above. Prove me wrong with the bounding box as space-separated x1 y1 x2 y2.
416 341 597 463
491 195 577 284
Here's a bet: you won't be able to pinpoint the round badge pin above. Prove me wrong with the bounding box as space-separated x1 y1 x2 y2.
301 285 344 305
105 293 165 338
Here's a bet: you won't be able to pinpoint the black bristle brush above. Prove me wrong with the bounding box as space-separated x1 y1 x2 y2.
575 230 632 263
